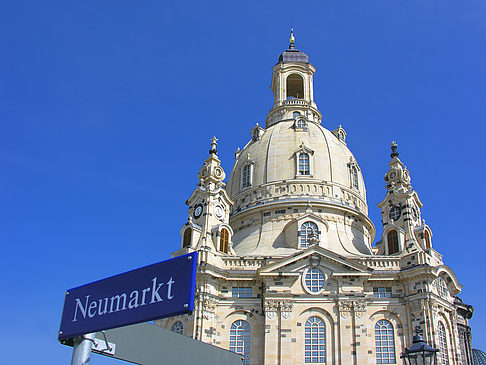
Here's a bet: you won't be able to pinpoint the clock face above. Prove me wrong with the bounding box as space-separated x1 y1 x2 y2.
193 204 203 219
389 170 397 180
215 205 224 219
389 206 401 221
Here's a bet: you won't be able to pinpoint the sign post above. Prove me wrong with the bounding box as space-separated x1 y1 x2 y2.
70 333 95 365
59 252 198 364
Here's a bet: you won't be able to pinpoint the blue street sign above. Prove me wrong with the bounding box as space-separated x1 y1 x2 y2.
59 252 197 341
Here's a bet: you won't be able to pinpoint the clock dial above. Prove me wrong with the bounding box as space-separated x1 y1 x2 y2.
215 205 224 219
193 204 203 219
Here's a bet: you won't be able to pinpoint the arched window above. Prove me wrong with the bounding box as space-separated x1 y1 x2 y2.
435 277 448 299
305 316 326 363
171 321 183 335
297 119 307 129
438 322 449 365
293 111 301 119
230 320 251 365
350 166 359 189
375 320 395 364
298 153 310 175
424 230 431 249
286 74 304 99
183 228 192 248
220 228 229 254
242 164 251 188
300 221 318 248
387 230 399 255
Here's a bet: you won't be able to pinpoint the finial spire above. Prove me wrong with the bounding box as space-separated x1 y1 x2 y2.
209 136 218 155
289 29 295 49
390 141 399 158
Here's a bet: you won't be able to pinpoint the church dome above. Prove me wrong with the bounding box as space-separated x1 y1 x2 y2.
278 48 309 64
473 349 486 365
224 35 375 258
227 121 367 208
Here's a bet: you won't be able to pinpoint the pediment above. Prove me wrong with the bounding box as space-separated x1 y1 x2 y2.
258 246 372 278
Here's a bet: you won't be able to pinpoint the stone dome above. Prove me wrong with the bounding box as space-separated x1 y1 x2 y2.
226 119 374 257
278 48 309 64
473 349 486 365
227 121 367 207
224 38 374 258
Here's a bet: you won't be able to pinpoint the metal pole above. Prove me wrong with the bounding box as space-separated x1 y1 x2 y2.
71 333 95 365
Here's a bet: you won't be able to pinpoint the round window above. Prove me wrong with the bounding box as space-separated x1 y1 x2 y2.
303 267 326 294
389 206 401 221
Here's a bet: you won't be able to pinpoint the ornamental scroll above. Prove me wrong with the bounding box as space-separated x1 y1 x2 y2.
337 299 366 318
264 300 293 320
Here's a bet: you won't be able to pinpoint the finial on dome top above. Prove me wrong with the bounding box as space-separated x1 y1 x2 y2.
390 141 399 158
289 29 295 49
209 136 218 155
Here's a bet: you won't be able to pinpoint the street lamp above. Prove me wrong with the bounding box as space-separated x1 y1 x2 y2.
401 327 439 365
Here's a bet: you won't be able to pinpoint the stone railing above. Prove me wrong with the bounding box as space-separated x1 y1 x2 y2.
282 98 309 106
356 257 401 270
222 257 266 270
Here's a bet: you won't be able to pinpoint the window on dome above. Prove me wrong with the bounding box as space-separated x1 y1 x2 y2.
220 228 229 254
293 111 301 119
182 228 192 248
242 164 251 188
438 322 449 365
171 321 184 335
375 320 396 364
350 166 359 189
298 153 310 175
287 73 304 99
300 221 319 248
304 316 326 363
387 230 399 255
296 119 307 129
230 320 251 365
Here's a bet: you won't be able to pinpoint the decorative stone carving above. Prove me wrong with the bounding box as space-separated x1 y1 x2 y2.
337 300 353 318
280 301 293 319
264 300 279 320
353 299 366 318
201 294 217 321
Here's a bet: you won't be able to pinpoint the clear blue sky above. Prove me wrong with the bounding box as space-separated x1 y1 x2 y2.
1 1 485 364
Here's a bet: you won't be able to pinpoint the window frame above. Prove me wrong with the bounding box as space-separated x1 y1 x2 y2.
302 267 326 295
373 287 392 298
437 321 449 365
298 152 310 176
232 287 252 298
299 221 319 248
387 230 399 255
170 320 184 335
220 228 230 254
229 320 251 365
182 228 192 248
304 316 326 363
375 319 396 364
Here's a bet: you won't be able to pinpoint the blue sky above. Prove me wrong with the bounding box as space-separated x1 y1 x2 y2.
1 1 485 363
